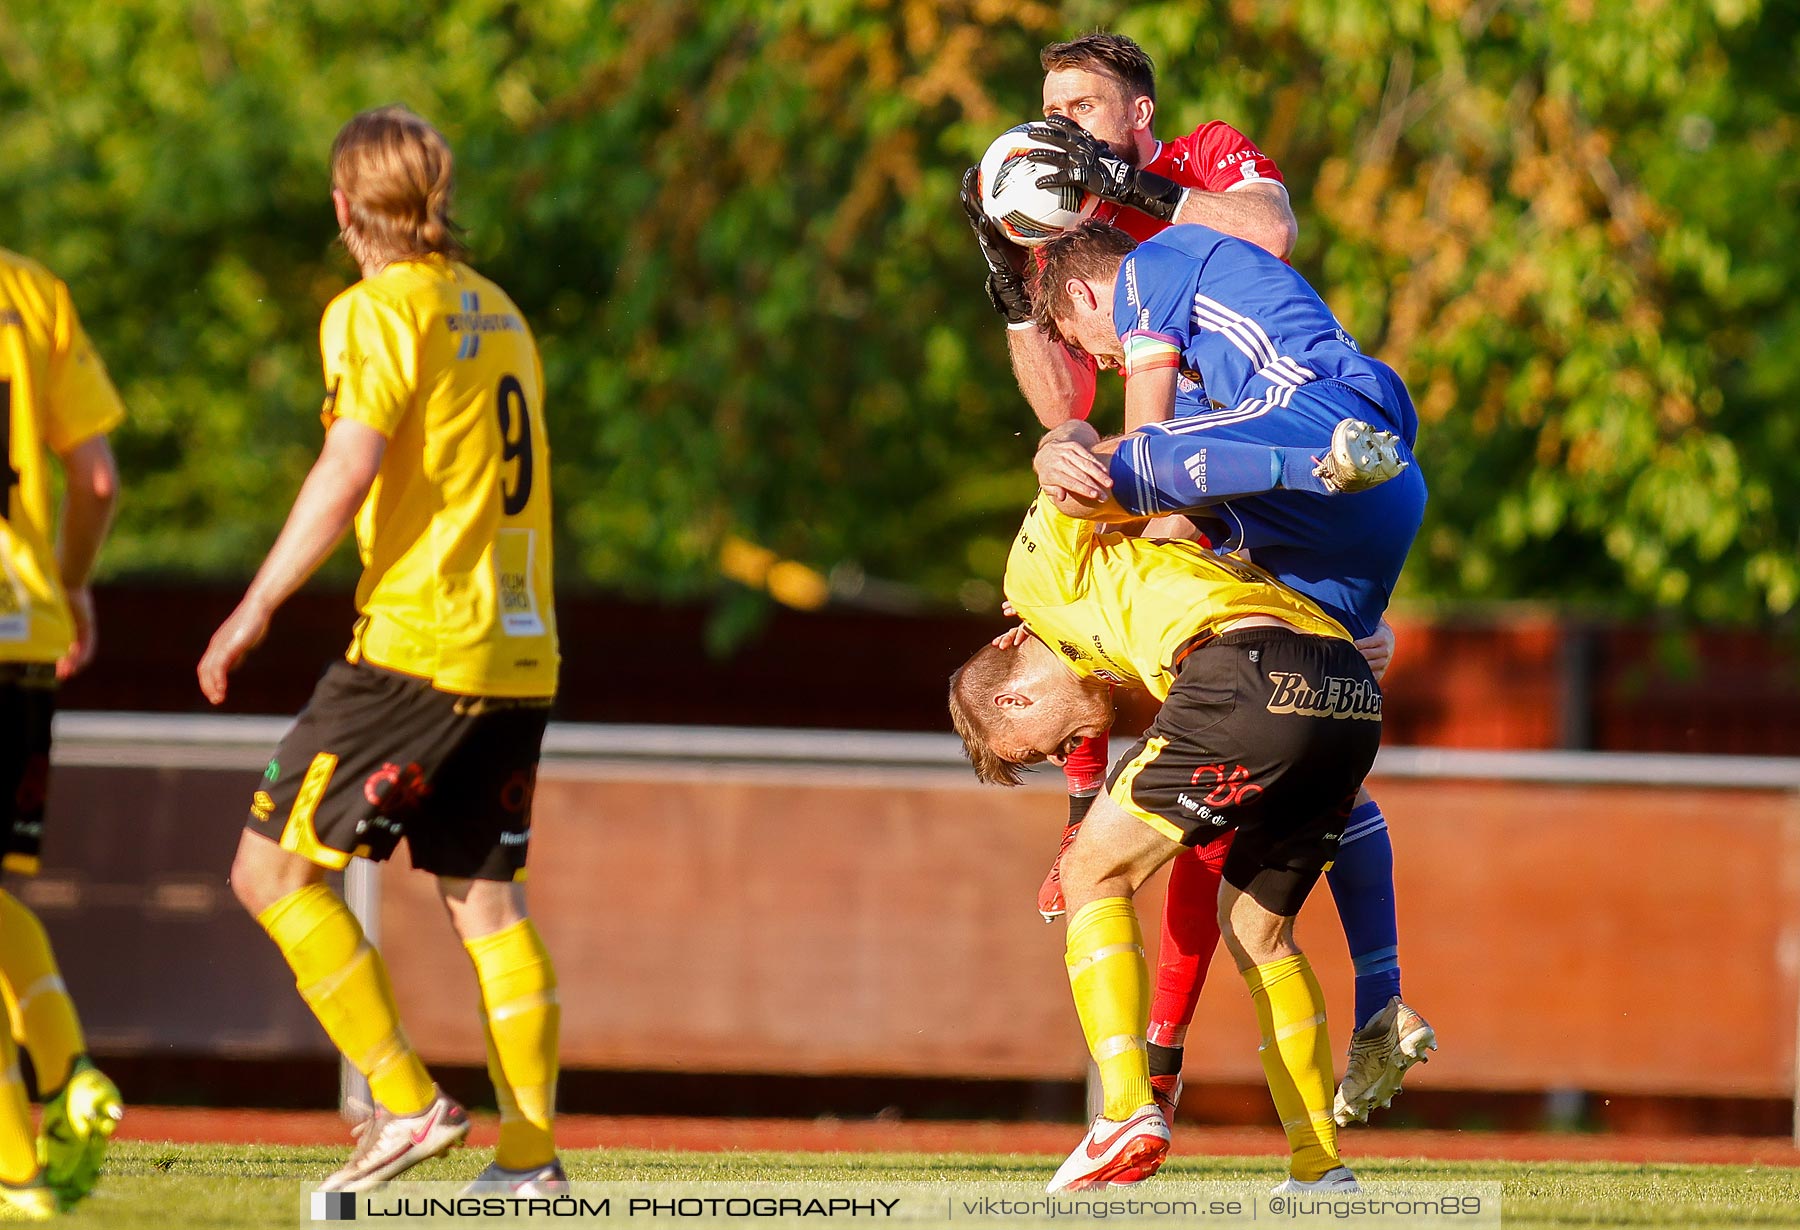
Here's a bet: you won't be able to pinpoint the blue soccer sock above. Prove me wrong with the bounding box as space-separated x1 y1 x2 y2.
1326 799 1401 1029
1110 427 1335 516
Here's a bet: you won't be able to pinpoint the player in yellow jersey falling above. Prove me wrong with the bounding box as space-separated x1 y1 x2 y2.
0 250 127 1220
197 107 564 1195
950 470 1391 1193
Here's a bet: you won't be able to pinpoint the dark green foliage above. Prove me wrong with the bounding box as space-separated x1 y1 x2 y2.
2 1 1795 621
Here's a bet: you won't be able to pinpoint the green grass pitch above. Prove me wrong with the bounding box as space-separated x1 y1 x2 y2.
58 1142 1800 1228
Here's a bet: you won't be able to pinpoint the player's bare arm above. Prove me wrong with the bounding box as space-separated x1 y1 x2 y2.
1034 434 1195 543
53 434 119 680
1007 328 1098 427
1172 181 1297 260
1034 422 1143 522
1354 617 1396 684
1034 419 1107 504
1122 363 1177 432
959 164 1099 426
198 419 386 703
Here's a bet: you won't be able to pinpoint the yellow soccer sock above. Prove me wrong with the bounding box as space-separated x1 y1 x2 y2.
256 884 435 1116
0 890 85 1094
0 1029 36 1186
1065 898 1154 1122
465 919 560 1169
1244 954 1340 1181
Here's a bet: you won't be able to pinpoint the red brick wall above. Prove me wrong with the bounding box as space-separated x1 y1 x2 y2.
377 766 1800 1098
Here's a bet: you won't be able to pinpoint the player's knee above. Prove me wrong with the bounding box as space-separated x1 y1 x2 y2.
229 835 315 917
438 876 527 941
1218 892 1294 969
229 861 281 916
1060 836 1143 914
1216 923 1255 972
1058 844 1107 909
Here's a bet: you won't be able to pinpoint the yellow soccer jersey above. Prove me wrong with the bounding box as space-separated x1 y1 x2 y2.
1004 495 1349 701
321 256 558 697
0 251 126 664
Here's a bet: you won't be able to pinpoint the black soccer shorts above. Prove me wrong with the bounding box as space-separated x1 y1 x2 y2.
0 663 56 877
248 660 551 881
1107 628 1382 916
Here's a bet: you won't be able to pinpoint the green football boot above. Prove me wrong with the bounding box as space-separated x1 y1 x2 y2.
38 1060 121 1209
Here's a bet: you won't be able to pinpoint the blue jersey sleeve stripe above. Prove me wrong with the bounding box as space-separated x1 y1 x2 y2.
1160 398 1276 433
1190 302 1268 368
1193 292 1282 367
1190 294 1321 391
1193 292 1322 387
1191 295 1277 367
1267 356 1318 387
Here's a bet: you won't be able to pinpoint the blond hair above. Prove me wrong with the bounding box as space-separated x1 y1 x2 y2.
948 643 1028 787
331 105 468 267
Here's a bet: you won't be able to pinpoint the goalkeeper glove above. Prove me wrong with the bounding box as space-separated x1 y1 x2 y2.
958 166 1034 325
1025 115 1186 223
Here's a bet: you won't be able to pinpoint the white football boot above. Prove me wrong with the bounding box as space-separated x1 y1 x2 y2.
1314 419 1409 493
1273 1165 1361 1193
463 1158 569 1197
1333 996 1438 1126
321 1090 470 1192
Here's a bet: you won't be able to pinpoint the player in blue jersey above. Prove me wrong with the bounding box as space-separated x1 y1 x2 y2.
1027 220 1437 1125
1037 221 1424 639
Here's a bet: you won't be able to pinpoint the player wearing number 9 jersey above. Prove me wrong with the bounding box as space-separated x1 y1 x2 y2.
319 236 557 696
201 107 566 1195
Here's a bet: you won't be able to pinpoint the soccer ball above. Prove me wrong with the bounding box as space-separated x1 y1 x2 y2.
977 124 1098 246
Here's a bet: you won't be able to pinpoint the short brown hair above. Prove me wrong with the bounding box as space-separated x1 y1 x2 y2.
331 105 468 265
1028 220 1139 341
1041 33 1157 105
948 643 1027 787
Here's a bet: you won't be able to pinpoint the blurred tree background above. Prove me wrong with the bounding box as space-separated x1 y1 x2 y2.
1 0 1795 626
